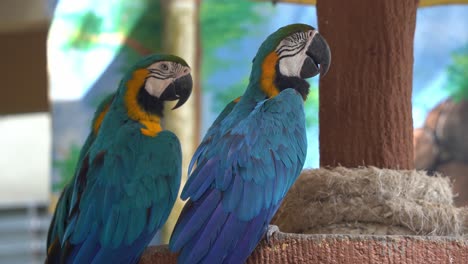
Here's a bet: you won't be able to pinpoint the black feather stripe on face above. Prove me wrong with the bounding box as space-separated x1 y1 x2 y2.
274 63 310 100
147 69 172 80
137 82 164 117
276 31 308 57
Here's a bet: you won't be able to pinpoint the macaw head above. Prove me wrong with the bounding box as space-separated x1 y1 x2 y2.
118 54 193 120
251 23 331 100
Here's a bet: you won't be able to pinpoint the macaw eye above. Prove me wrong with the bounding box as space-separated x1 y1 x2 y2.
160 63 169 71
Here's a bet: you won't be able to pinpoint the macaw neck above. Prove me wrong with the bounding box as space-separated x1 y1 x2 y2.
243 66 271 102
103 96 163 137
245 59 310 102
244 53 281 102
243 80 268 102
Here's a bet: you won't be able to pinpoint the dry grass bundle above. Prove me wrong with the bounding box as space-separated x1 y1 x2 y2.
272 167 468 237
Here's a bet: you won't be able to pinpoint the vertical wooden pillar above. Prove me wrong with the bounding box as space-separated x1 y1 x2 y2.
160 0 200 243
317 0 417 169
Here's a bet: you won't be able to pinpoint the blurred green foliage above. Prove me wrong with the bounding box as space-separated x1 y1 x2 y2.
121 0 163 63
61 0 163 65
305 84 319 127
215 78 249 111
200 0 267 79
447 45 468 101
53 144 81 192
200 0 270 113
65 12 103 50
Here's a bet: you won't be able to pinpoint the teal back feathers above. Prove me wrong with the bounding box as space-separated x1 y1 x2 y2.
47 93 115 252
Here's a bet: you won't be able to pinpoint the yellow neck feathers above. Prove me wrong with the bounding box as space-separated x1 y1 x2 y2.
139 119 162 137
260 52 280 98
124 68 162 137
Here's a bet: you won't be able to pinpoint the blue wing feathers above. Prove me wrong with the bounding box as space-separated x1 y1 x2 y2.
223 172 243 212
171 89 307 263
201 214 246 263
101 208 118 246
69 228 99 264
113 208 129 247
185 203 229 263
69 225 155 264
263 174 274 208
147 205 159 232
76 203 97 243
224 208 273 264
277 158 291 199
188 145 205 174
47 185 73 249
237 180 264 220
187 99 239 176
219 166 233 190
183 158 219 200
126 207 145 243
169 189 222 251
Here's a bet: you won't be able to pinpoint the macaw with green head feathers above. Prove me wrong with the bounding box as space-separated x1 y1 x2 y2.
47 93 115 254
46 54 193 264
169 23 331 264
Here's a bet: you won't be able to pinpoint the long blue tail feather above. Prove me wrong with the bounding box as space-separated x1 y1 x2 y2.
169 190 221 251
201 214 247 264
183 203 229 263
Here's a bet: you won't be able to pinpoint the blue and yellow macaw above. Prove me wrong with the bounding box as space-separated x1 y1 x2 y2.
46 54 193 264
169 24 331 264
47 93 115 255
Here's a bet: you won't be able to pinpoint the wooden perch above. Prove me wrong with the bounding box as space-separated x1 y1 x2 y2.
140 231 468 263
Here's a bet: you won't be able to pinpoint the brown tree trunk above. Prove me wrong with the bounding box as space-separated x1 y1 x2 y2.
317 0 417 169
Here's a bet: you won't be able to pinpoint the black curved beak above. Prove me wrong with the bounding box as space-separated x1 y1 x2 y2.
300 32 331 79
159 73 193 110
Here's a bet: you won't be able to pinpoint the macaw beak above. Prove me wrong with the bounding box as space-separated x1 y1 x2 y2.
300 32 331 79
159 73 193 110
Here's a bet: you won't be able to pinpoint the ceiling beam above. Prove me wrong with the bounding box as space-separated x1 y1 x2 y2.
253 0 468 7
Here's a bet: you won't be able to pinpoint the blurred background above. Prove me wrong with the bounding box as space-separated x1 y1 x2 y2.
0 0 466 263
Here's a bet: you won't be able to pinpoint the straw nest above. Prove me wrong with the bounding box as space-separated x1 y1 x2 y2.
272 167 468 237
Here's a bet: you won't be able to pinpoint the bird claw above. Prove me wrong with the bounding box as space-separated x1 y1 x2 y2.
265 225 279 246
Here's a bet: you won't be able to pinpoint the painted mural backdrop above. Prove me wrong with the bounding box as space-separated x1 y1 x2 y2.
49 0 164 194
49 1 468 197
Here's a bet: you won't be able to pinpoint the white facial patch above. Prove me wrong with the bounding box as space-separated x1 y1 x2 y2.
278 53 306 77
276 30 317 77
144 77 173 98
143 61 190 98
144 61 174 98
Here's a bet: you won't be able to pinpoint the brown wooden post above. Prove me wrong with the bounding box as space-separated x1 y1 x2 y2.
317 0 418 169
